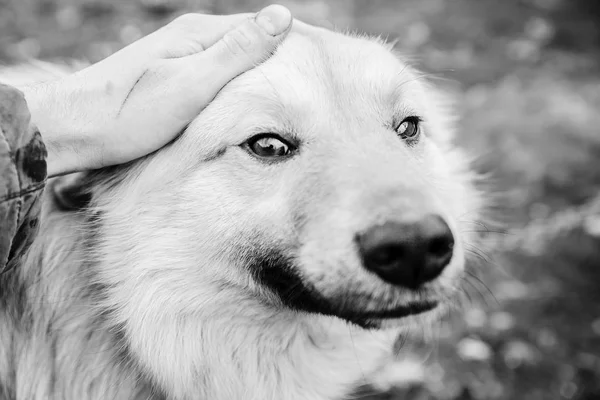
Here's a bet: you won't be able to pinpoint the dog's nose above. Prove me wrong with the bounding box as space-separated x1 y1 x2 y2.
357 215 454 289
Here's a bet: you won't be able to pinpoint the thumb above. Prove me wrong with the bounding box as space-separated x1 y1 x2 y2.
184 4 292 91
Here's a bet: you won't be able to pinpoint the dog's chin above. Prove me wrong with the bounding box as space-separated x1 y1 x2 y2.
320 300 438 329
357 301 446 330
340 301 439 329
248 249 439 329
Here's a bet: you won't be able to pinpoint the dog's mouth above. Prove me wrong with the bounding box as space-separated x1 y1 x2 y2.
335 300 438 329
249 250 439 328
347 300 438 320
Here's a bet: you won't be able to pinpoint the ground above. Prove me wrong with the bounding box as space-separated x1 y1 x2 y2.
1 0 599 399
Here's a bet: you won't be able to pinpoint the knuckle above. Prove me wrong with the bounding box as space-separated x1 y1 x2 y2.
221 28 254 57
160 13 213 57
180 37 206 55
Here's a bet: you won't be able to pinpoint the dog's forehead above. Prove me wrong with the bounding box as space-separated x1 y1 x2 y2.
224 30 418 114
268 31 403 79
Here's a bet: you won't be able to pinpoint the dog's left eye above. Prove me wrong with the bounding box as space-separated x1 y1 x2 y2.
395 117 421 140
247 134 295 159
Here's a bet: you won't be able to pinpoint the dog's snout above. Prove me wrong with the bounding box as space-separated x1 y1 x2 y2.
357 215 454 289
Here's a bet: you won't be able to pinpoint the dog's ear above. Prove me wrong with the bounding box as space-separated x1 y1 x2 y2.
50 158 142 212
50 172 92 211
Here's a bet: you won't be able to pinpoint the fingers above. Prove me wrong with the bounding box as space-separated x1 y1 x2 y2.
180 4 292 94
165 13 254 51
147 13 254 59
117 12 253 60
136 6 291 60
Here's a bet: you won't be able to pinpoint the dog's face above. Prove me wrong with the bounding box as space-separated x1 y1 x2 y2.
98 26 481 330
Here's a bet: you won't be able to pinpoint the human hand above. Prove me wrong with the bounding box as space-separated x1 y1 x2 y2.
23 4 292 177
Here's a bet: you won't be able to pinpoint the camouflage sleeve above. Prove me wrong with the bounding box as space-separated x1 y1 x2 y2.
0 83 47 274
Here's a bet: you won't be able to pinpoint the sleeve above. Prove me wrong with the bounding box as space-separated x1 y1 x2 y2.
0 83 48 274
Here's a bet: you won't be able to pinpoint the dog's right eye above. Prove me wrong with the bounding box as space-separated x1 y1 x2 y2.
395 116 421 141
246 134 296 159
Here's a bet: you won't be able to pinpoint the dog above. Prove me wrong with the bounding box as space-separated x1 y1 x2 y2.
0 20 483 400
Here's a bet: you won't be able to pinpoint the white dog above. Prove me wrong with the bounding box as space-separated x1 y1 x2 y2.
0 21 482 400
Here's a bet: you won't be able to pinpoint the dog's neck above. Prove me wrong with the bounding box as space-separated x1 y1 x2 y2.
122 296 397 400
1 191 397 400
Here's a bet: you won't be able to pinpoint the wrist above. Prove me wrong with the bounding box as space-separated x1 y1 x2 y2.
23 81 91 177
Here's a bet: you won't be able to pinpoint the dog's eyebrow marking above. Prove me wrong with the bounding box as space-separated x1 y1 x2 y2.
117 69 149 117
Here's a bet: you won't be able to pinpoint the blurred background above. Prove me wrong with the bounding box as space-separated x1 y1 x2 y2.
1 0 599 399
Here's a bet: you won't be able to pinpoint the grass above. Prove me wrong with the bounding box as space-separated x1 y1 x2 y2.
1 0 599 398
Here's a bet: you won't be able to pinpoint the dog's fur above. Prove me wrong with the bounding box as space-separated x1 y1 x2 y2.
0 24 482 400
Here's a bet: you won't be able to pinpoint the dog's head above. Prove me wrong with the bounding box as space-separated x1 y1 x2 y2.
87 24 482 330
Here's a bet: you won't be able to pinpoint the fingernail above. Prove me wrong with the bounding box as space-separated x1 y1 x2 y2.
255 4 292 36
